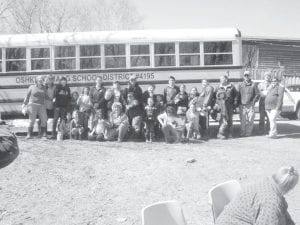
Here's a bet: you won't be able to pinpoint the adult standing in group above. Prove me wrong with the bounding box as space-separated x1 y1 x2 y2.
90 77 107 127
42 75 56 135
214 75 239 139
216 166 299 225
258 72 272 135
237 71 260 137
265 77 285 138
51 77 71 139
22 75 48 139
124 75 143 107
163 76 180 108
194 79 214 139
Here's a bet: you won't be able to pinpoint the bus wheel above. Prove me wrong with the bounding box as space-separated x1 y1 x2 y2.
296 105 300 120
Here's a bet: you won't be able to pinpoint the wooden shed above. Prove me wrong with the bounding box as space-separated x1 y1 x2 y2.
242 37 300 85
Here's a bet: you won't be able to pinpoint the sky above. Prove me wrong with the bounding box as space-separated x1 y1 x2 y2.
131 0 300 39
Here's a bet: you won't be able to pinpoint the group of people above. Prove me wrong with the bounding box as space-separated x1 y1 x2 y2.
22 70 284 143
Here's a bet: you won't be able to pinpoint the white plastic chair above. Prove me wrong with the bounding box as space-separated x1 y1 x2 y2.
142 200 187 225
208 180 241 223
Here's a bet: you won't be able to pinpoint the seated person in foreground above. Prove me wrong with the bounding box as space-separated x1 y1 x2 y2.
157 106 186 143
70 110 85 140
185 103 201 140
88 109 110 142
216 166 299 225
106 102 129 142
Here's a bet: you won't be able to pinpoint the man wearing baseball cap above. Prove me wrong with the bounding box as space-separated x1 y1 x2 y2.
237 71 260 137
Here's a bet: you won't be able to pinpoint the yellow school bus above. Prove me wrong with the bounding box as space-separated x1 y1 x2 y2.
0 27 243 117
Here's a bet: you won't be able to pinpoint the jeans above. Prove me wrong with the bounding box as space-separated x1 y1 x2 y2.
52 107 67 135
266 109 279 136
259 99 270 132
162 124 179 143
239 104 255 137
145 120 155 140
218 107 234 137
28 104 47 128
105 122 129 141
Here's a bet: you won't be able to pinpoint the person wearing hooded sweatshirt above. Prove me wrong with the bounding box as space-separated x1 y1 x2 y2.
51 76 71 139
216 166 299 225
237 71 260 137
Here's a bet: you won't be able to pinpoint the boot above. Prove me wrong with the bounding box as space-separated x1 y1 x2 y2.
41 127 47 140
26 127 33 139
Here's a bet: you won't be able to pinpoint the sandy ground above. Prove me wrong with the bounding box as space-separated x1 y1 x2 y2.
0 121 300 225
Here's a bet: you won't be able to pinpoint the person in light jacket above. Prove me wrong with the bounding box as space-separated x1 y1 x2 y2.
265 77 285 138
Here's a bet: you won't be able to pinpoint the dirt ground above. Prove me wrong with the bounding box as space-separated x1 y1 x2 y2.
0 121 300 225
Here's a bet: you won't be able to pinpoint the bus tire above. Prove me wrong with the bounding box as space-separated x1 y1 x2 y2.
296 104 300 120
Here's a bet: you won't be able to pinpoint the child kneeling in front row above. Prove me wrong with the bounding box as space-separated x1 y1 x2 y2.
57 112 72 140
70 110 85 140
88 109 110 141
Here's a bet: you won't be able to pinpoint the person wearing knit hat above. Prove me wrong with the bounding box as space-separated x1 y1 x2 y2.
264 77 285 138
258 72 272 135
216 166 299 225
237 71 260 137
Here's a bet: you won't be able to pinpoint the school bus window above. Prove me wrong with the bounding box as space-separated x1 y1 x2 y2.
179 42 200 66
130 45 149 55
54 46 76 70
31 48 50 70
80 45 101 69
55 46 75 57
105 44 125 56
204 41 233 65
204 41 232 53
204 54 233 65
80 45 100 57
6 48 26 72
130 45 150 67
154 43 175 67
0 48 2 72
179 42 200 54
104 44 126 69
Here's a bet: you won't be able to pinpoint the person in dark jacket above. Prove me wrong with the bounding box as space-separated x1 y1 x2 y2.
265 77 285 138
51 76 71 139
0 127 19 169
126 92 144 140
124 75 143 106
237 71 260 137
143 84 157 106
22 75 49 139
163 76 180 107
174 84 189 113
89 77 107 118
214 75 239 139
